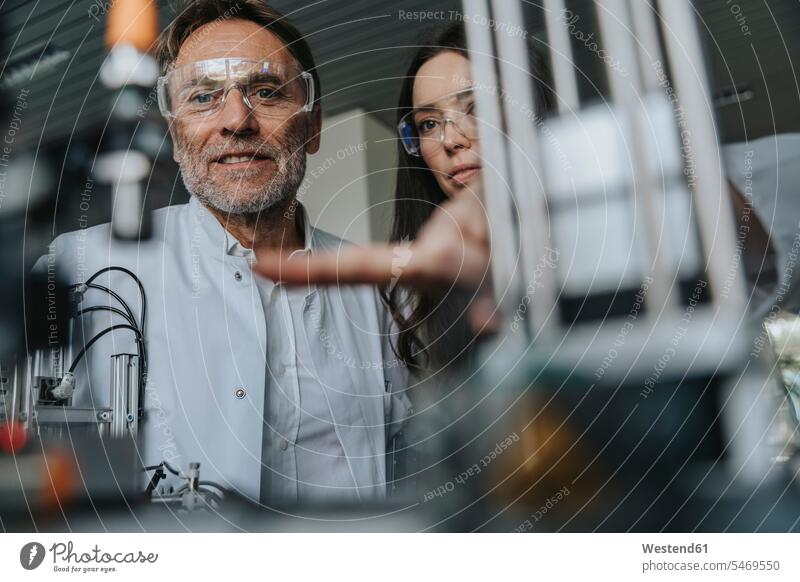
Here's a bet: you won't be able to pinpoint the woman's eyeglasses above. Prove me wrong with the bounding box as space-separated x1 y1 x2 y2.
397 87 480 157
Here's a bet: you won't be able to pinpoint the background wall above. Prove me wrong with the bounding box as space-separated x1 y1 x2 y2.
300 109 397 244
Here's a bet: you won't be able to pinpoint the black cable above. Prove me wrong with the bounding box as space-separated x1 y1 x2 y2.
68 324 143 373
86 267 147 338
198 480 230 494
76 306 137 329
75 301 147 423
83 282 136 325
144 466 166 499
141 463 228 501
80 274 149 419
202 490 224 505
75 303 145 369
143 461 181 476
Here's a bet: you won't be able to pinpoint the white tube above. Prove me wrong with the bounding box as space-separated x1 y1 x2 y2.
658 0 747 309
542 0 580 112
463 0 525 316
492 0 558 336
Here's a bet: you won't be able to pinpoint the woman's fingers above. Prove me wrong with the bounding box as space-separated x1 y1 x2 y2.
253 245 412 286
254 241 488 289
253 192 492 289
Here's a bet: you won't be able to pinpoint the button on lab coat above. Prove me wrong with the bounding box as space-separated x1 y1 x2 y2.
37 196 410 503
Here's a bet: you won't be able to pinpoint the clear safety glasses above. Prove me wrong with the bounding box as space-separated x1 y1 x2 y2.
157 58 315 120
397 87 480 157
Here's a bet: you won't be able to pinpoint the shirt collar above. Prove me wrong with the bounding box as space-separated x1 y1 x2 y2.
188 196 313 261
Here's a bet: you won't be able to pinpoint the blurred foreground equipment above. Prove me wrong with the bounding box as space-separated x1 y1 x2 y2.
403 0 800 531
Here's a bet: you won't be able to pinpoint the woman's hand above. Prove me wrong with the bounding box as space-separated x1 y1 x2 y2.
253 189 491 290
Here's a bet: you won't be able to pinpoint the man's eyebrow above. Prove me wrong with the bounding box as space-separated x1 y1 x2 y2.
177 72 288 90
243 71 288 86
179 75 220 90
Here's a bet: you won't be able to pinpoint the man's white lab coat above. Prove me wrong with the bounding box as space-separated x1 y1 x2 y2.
37 196 410 503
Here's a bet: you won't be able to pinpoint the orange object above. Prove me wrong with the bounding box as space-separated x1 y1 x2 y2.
0 420 28 454
106 0 160 53
38 447 80 511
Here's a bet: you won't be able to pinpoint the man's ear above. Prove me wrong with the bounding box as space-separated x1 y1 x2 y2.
305 104 322 155
168 124 182 163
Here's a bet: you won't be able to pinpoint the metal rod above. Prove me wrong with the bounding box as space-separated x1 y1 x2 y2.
127 355 139 435
9 359 21 423
22 354 34 429
110 353 134 438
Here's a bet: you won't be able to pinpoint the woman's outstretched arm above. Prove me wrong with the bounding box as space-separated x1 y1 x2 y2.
254 190 491 290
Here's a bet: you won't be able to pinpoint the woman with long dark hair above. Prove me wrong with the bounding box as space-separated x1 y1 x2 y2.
385 22 554 374
385 23 484 375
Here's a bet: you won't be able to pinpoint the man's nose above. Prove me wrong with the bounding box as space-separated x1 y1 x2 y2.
217 86 259 135
442 119 471 152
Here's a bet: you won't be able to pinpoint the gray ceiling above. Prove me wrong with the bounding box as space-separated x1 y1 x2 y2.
1 0 798 149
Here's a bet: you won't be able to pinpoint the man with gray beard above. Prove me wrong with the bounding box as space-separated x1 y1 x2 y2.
38 0 411 507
